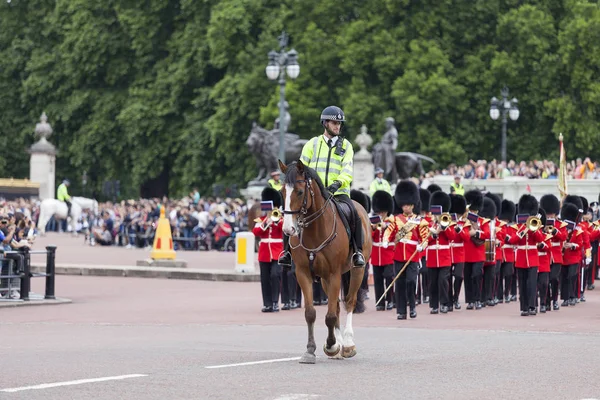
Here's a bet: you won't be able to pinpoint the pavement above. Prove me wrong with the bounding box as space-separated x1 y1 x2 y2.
26 232 259 282
1 275 600 399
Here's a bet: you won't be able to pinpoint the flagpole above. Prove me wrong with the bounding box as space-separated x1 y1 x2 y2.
558 132 568 203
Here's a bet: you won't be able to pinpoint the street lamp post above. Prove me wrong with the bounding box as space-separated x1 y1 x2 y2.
489 86 520 163
266 31 300 166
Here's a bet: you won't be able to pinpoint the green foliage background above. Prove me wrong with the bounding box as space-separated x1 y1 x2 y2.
1 0 599 199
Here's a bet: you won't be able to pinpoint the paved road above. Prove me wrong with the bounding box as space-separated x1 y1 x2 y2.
2 276 600 399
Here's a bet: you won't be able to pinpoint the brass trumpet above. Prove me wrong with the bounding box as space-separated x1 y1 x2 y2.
438 213 453 228
526 215 542 232
270 208 282 222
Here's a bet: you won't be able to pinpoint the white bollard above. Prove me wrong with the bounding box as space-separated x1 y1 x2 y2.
234 232 256 273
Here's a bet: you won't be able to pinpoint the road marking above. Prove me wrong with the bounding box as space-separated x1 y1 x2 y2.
0 374 148 393
205 357 301 369
272 395 321 400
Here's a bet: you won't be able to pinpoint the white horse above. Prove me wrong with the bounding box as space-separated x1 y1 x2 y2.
72 196 99 216
37 199 83 235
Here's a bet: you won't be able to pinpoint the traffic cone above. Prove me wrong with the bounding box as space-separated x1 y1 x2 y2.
150 205 176 260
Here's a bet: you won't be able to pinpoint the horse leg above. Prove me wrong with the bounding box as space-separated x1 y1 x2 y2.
342 266 364 358
296 267 317 364
321 276 343 359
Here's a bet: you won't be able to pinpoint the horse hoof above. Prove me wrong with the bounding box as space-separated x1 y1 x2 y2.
323 343 341 358
342 345 356 358
299 352 316 364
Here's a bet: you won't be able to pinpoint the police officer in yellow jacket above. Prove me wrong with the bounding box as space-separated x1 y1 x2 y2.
278 105 366 268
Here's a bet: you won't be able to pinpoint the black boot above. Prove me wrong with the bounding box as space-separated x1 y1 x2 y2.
278 235 292 267
352 252 366 267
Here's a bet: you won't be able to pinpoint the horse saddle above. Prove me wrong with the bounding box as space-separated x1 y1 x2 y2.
332 198 354 240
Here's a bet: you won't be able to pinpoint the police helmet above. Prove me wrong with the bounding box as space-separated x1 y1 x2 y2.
320 106 345 126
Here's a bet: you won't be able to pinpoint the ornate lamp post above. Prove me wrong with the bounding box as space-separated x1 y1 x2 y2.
490 86 520 163
266 31 300 166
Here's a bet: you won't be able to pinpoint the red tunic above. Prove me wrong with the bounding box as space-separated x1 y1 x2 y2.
371 225 394 266
562 225 585 265
501 224 517 263
537 237 552 273
463 217 491 263
494 219 505 262
426 224 457 267
450 220 470 264
252 217 283 263
383 214 428 262
507 225 546 268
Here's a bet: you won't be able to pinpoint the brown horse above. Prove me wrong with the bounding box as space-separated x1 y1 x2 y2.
278 159 372 364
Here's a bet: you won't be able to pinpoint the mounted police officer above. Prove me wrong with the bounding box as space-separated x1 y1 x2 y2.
278 105 366 268
57 179 72 219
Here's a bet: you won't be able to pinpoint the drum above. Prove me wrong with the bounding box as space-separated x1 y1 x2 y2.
484 239 495 262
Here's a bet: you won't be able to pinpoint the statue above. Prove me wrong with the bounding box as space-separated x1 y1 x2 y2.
372 117 437 181
274 100 291 134
355 124 373 156
372 117 399 182
245 122 308 185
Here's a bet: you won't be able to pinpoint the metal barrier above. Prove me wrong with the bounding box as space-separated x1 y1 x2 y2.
0 245 57 301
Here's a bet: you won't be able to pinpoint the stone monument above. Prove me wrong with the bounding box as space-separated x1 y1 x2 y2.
29 112 56 200
352 124 374 191
372 117 399 183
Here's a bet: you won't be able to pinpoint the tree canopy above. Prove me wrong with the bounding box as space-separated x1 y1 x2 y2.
1 0 598 199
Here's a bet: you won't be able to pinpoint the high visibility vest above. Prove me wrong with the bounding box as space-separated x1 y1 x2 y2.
369 178 392 197
57 183 71 201
268 179 282 191
450 183 465 195
300 136 354 196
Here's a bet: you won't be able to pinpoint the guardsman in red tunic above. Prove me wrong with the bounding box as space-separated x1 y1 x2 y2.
497 199 516 303
370 190 395 311
481 195 500 307
562 195 590 302
560 202 584 306
426 191 456 314
578 196 593 301
253 187 284 313
539 194 567 310
536 208 553 313
416 188 432 305
506 194 546 316
463 190 491 310
382 180 427 320
448 194 470 310
484 193 504 306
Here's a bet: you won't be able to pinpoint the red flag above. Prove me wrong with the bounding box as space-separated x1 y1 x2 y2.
526 184 531 193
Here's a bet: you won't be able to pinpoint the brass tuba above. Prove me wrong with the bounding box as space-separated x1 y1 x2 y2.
526 214 542 232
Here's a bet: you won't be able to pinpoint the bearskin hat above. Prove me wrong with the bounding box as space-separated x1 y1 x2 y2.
499 199 516 222
480 197 497 220
464 190 484 212
419 188 431 213
449 194 467 215
372 191 394 215
394 180 420 207
518 194 539 216
430 191 451 213
538 207 547 226
427 184 443 193
564 195 583 210
579 196 588 215
350 189 370 213
560 202 579 223
413 200 422 215
540 194 560 215
484 192 502 218
261 187 282 208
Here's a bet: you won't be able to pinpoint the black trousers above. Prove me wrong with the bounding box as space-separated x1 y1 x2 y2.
259 261 282 307
428 266 450 309
517 267 538 312
548 263 561 302
336 195 363 253
496 262 514 299
511 267 518 296
464 261 483 304
482 263 496 302
537 271 549 307
450 262 464 304
417 257 429 302
561 264 578 300
394 260 419 315
373 265 394 306
281 268 302 305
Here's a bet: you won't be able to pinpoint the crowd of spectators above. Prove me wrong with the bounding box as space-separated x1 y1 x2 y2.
423 158 599 181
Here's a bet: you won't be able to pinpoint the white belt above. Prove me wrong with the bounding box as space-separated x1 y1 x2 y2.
551 242 561 247
450 243 463 248
400 239 418 245
539 252 548 256
373 242 386 247
502 245 515 249
516 246 534 250
261 238 283 243
428 245 450 250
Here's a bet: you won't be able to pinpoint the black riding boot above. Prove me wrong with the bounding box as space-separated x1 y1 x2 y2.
278 234 292 267
66 201 72 219
349 202 365 268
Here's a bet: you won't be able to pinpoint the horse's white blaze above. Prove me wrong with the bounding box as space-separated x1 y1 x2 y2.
283 184 295 235
343 312 355 347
